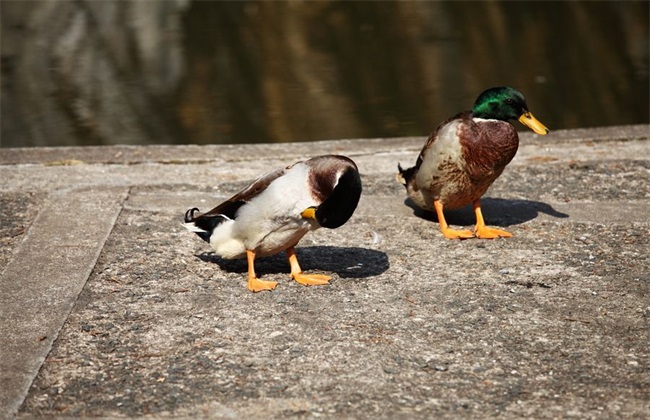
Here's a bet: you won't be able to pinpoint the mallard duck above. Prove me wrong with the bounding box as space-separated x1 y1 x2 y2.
183 155 362 292
397 86 548 239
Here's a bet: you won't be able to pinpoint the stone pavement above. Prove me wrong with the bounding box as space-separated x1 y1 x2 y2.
0 125 649 419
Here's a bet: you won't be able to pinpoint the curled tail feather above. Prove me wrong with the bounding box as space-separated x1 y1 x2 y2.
184 207 200 223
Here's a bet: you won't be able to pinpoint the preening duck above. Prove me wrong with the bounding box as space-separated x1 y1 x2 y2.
184 155 362 292
397 86 548 239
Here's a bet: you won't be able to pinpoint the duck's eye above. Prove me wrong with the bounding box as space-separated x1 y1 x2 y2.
505 98 514 105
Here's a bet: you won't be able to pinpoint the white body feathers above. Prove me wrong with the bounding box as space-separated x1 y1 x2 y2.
184 162 322 259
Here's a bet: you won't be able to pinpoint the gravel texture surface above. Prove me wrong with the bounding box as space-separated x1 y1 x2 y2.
1 125 648 419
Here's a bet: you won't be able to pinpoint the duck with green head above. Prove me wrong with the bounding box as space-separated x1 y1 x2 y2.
397 86 549 239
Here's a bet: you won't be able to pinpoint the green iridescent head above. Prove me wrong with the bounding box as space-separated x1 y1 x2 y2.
472 86 549 134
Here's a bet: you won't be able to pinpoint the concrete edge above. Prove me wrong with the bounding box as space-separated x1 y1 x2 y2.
0 125 647 166
0 187 129 418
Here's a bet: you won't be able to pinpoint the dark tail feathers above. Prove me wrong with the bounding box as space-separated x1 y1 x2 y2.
396 163 416 187
183 207 229 243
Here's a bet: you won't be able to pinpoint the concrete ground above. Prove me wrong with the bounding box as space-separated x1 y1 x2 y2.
1 125 648 419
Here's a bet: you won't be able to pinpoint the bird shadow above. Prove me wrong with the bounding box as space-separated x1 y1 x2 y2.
404 197 569 227
196 246 389 279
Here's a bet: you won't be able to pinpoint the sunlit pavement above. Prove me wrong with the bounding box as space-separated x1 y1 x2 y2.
1 125 649 418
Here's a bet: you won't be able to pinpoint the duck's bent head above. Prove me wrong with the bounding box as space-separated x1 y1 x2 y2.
301 164 362 229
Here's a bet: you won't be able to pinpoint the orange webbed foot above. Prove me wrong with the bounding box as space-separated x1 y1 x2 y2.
440 227 475 240
434 200 474 240
291 272 332 286
286 247 332 287
475 226 513 239
473 201 513 239
246 249 278 292
247 277 278 292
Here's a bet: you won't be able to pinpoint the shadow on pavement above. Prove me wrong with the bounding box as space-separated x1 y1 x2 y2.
197 246 389 279
404 197 569 227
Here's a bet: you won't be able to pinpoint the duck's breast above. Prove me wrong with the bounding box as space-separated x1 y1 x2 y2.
460 118 519 181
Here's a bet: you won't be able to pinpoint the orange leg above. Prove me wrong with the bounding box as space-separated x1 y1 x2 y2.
287 247 332 286
433 200 474 239
246 249 278 292
473 200 512 239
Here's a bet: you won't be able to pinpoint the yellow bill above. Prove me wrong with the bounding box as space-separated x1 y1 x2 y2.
518 112 549 135
301 207 317 219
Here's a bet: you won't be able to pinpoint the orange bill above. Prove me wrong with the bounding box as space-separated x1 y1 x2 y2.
301 207 317 219
518 112 549 135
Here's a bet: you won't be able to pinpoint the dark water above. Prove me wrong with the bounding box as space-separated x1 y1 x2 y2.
176 0 649 145
1 0 648 147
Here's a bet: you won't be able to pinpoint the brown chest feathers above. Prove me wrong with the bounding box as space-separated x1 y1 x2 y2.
459 119 519 181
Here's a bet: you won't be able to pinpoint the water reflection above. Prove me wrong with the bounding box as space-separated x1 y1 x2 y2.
1 1 648 147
